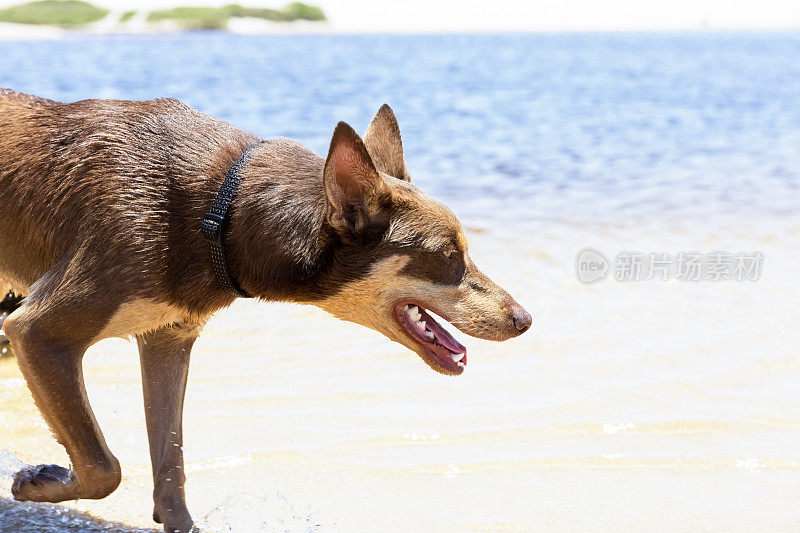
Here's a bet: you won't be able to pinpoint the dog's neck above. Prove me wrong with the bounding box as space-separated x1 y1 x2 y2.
220 139 337 303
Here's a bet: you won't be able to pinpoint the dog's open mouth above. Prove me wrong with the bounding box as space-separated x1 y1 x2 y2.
394 301 467 374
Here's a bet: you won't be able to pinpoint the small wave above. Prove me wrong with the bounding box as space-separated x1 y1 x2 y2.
437 456 800 473
546 419 800 435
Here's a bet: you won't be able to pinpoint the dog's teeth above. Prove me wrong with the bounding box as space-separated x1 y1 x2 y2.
425 330 435 340
408 306 422 322
416 320 426 332
457 361 465 368
451 352 465 362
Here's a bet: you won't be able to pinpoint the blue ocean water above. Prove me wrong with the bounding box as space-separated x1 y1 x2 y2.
1 32 799 227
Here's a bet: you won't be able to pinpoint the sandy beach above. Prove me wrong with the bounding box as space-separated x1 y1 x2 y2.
1 213 798 531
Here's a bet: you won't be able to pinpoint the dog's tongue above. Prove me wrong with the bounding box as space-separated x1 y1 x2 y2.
422 310 466 354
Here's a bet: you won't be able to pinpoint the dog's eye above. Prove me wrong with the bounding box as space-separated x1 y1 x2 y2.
442 247 456 259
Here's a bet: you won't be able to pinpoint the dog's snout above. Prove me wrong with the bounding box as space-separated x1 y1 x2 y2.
512 307 532 334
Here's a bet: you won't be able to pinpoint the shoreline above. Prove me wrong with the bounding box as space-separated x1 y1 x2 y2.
2 23 800 41
0 18 333 40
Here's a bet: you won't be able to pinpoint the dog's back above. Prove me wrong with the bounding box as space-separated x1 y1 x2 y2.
0 90 256 299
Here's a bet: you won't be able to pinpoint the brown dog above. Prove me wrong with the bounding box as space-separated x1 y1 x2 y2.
0 89 531 532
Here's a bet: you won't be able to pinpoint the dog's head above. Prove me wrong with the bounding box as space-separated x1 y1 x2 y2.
315 105 531 375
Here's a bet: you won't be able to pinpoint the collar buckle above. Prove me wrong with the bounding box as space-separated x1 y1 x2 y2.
201 212 224 244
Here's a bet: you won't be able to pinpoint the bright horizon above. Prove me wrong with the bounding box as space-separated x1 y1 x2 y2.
1 0 800 31
311 0 800 32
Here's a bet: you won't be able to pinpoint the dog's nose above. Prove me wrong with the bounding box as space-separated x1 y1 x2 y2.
512 307 532 334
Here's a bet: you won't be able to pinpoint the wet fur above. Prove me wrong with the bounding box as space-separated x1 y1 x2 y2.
0 90 529 532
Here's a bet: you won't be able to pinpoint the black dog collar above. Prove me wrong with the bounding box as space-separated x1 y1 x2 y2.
201 142 262 298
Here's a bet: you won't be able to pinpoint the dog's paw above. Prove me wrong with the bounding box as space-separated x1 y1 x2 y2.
12 464 77 503
160 516 197 533
154 501 195 532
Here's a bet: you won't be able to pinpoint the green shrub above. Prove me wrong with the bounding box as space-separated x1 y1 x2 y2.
227 5 290 22
119 10 135 23
225 2 326 22
147 7 229 29
142 2 326 30
0 0 109 26
284 2 325 21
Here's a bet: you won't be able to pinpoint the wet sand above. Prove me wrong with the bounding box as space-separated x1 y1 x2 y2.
1 217 799 531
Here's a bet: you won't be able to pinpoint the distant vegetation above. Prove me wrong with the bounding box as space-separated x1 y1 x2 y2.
230 3 325 22
0 1 326 29
146 6 233 29
119 10 135 23
0 0 108 26
149 2 326 29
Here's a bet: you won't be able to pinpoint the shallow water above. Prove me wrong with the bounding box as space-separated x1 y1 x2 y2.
1 32 800 532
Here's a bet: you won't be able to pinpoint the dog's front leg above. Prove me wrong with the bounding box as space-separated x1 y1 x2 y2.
137 324 199 533
3 277 122 503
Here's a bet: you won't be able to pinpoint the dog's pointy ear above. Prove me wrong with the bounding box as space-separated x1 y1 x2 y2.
363 104 410 181
323 121 388 240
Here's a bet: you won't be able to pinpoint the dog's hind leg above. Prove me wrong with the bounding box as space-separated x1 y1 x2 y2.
4 258 123 503
137 324 198 533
